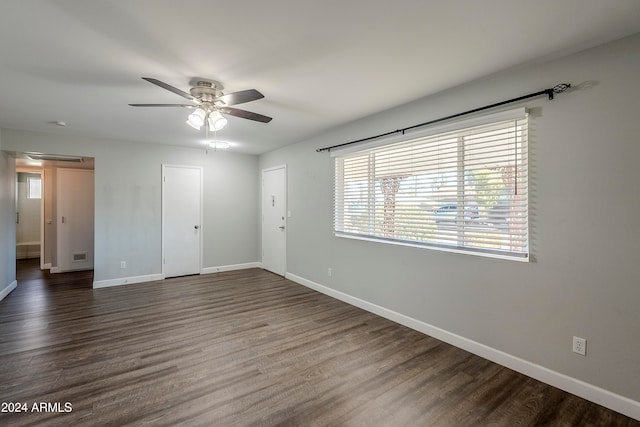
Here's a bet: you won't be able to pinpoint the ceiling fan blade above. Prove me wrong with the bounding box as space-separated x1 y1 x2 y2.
129 103 196 108
220 107 272 123
142 77 195 101
217 89 264 106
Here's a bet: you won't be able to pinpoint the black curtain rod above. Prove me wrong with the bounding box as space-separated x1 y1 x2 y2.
316 83 571 153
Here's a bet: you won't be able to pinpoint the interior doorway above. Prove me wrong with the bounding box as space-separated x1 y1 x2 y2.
14 153 95 274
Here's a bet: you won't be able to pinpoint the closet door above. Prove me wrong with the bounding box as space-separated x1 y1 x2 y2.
162 165 202 278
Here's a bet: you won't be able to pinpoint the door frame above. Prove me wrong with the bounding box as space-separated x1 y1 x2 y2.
161 164 203 278
39 169 46 270
261 165 287 276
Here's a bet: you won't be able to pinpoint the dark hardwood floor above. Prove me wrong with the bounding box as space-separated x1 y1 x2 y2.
0 259 637 426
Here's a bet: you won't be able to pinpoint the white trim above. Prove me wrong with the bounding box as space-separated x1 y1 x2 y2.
93 273 164 289
42 262 52 269
0 280 17 301
335 232 529 262
40 168 46 270
201 262 262 274
285 272 640 421
93 263 263 289
330 107 527 156
49 266 61 273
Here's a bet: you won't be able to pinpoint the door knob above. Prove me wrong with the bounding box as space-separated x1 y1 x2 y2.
278 226 285 230
194 225 200 230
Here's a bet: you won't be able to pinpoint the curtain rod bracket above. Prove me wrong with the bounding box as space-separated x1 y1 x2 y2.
548 83 572 100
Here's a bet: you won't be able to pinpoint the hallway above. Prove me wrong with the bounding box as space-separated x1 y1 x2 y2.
15 258 93 290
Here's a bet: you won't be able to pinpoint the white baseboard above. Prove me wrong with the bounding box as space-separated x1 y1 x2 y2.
92 263 262 289
0 280 17 301
93 273 164 289
49 267 61 273
42 263 52 269
201 262 262 275
285 272 640 421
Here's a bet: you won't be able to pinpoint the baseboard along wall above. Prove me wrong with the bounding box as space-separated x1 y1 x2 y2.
0 280 18 302
93 274 164 289
92 262 263 289
285 272 640 421
201 262 262 275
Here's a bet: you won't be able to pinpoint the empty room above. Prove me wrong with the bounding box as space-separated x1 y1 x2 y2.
1 1 639 425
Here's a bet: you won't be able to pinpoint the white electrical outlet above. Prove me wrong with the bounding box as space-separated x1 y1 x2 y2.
573 336 587 356
120 261 126 269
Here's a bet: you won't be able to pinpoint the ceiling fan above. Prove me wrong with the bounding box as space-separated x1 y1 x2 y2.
129 77 272 131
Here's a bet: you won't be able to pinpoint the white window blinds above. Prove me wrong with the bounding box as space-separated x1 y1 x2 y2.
334 108 529 259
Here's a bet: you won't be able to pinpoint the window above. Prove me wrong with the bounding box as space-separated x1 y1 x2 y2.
333 109 528 260
27 176 42 199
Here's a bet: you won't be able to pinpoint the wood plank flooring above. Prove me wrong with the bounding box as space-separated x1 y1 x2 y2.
0 259 638 426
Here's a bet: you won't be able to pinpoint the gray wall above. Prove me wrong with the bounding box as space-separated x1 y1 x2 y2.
259 34 640 402
0 129 17 295
1 132 259 282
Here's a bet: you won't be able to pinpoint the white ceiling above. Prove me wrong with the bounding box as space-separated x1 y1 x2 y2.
1 1 639 155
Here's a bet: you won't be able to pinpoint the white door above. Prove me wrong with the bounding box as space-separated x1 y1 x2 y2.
57 169 94 272
262 166 286 276
163 165 202 278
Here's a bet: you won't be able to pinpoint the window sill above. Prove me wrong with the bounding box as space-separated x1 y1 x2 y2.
334 232 529 262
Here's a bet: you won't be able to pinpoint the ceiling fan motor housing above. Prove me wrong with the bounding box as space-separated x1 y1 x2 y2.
190 81 223 103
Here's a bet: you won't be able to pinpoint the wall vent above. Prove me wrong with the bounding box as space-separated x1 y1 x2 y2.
73 252 88 262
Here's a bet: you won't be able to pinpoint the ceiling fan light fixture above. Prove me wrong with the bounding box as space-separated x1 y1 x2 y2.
208 111 227 131
186 108 206 129
185 119 200 130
